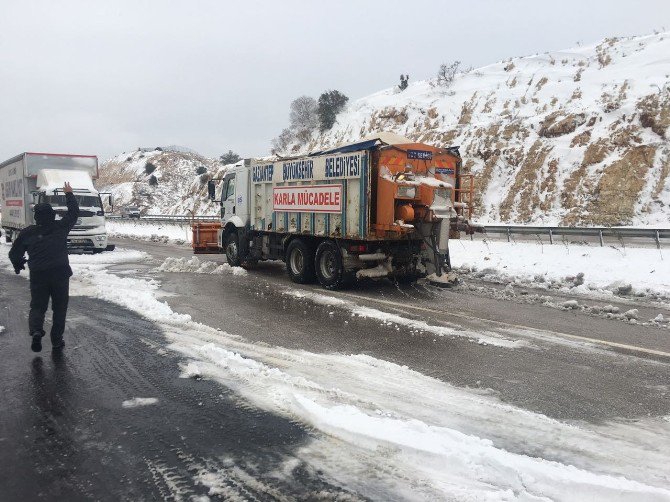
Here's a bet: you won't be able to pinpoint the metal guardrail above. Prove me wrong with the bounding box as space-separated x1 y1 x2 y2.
107 214 219 222
106 215 669 247
479 225 669 247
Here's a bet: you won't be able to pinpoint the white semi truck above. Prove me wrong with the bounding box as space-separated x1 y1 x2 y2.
0 152 114 253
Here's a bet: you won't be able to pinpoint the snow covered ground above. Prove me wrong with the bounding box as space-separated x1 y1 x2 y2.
1 243 668 499
106 219 193 245
108 219 670 304
452 239 670 301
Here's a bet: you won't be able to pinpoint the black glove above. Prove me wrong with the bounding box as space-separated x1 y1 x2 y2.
14 259 26 275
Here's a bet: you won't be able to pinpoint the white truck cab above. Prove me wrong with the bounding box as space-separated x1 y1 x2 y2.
35 169 111 252
1 152 114 253
218 164 250 232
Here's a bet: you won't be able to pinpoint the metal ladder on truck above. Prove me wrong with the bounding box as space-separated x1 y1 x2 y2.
454 173 474 221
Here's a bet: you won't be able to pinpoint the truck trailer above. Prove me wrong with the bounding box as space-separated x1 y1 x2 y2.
0 152 115 253
195 135 476 289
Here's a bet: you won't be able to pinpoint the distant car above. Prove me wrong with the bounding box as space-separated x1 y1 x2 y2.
120 206 141 219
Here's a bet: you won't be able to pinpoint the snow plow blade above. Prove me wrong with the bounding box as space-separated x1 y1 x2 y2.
192 222 221 254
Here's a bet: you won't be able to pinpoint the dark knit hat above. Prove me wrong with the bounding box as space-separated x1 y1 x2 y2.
34 203 55 225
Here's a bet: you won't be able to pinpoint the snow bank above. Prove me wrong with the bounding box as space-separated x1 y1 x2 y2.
453 239 670 300
106 219 192 245
295 395 669 502
158 256 247 276
284 289 525 349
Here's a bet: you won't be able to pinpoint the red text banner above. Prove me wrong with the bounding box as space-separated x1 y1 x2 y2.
273 185 342 213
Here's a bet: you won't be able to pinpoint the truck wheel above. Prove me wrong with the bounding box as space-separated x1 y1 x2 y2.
285 239 316 284
225 232 242 267
315 241 352 290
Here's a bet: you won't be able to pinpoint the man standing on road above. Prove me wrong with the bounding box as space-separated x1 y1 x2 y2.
9 182 79 352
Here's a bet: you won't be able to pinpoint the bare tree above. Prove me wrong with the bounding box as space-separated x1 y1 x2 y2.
436 61 461 88
289 96 319 133
271 128 295 154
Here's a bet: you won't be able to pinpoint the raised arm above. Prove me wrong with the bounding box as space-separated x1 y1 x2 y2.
60 182 80 231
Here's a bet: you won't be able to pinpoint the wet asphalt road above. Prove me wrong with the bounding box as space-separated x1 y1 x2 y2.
1 237 670 500
115 238 670 422
0 271 361 501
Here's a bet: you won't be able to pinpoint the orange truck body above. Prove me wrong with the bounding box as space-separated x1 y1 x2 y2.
372 143 472 238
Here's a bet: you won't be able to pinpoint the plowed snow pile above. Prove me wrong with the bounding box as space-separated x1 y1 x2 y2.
158 256 247 276
453 239 670 300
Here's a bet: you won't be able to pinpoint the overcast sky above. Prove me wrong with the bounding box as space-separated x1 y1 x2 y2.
1 0 669 162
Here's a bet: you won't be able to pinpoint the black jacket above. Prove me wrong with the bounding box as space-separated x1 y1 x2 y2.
9 192 80 278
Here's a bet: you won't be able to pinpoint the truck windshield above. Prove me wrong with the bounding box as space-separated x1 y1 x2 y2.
43 194 102 208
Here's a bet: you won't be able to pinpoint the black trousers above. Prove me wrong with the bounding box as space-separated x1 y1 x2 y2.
28 275 70 342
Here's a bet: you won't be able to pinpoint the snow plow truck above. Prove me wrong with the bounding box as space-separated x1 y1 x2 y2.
193 134 477 289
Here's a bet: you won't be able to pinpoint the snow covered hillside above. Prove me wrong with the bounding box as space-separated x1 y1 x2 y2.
282 33 670 227
97 147 227 215
98 34 670 225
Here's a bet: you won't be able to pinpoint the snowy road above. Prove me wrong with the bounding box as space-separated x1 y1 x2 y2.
1 237 669 500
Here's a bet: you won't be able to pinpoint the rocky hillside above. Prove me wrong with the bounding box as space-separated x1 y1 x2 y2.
281 33 670 226
97 147 226 215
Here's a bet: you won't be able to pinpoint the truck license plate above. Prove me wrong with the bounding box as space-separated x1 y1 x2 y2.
70 238 87 244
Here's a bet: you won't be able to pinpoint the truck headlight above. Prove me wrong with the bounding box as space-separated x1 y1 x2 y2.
397 186 416 198
95 235 106 241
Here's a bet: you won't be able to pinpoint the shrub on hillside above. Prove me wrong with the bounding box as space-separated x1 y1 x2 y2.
398 74 409 91
148 175 158 186
435 61 461 88
220 150 241 164
196 165 207 175
317 90 349 132
145 162 157 174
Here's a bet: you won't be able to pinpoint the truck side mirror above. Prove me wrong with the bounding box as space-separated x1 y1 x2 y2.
207 180 216 201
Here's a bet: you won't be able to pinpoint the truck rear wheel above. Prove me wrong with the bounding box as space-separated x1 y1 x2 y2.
225 232 242 267
286 239 316 284
315 241 352 290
